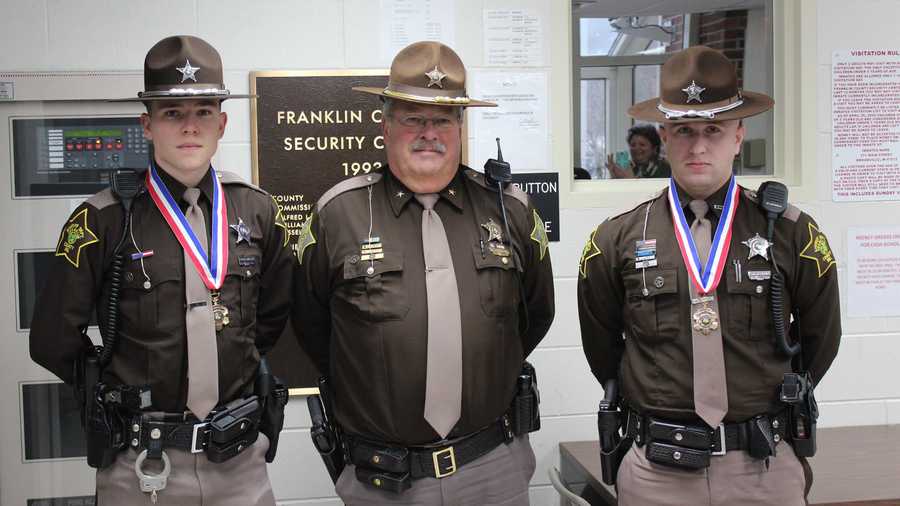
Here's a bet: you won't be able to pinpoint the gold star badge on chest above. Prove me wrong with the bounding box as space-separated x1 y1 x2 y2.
481 219 504 243
742 233 770 260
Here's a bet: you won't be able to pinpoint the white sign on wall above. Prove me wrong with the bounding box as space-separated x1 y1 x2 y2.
483 9 543 67
832 50 900 202
380 0 456 64
467 70 549 173
848 226 900 317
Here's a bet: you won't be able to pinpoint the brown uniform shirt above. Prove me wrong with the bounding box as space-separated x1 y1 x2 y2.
293 166 555 444
578 181 841 423
30 168 294 413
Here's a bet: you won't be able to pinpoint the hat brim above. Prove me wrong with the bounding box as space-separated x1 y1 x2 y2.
628 90 773 123
353 86 496 107
108 93 255 103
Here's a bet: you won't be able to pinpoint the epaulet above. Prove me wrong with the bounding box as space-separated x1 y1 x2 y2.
85 188 119 210
742 188 801 222
217 170 267 195
317 172 383 212
607 188 665 222
463 168 529 207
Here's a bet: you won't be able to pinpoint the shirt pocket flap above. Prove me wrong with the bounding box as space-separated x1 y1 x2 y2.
471 245 518 271
344 251 404 279
623 267 679 298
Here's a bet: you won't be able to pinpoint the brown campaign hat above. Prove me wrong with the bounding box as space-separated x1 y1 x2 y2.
354 41 496 107
628 45 772 123
111 35 251 102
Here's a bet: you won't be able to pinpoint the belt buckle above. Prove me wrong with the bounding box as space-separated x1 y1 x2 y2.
191 422 209 453
711 423 727 456
432 446 457 478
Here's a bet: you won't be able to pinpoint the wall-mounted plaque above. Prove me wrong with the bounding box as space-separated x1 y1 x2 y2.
251 70 388 391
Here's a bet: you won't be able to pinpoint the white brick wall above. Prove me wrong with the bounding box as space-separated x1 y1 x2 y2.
1 0 898 504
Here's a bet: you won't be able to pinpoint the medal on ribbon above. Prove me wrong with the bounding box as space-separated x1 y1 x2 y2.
667 177 740 295
145 162 229 290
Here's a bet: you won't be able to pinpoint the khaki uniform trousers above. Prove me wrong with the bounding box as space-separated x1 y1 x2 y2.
616 441 807 506
96 432 274 505
336 434 536 506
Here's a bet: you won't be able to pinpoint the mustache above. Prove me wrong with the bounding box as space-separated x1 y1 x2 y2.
410 139 447 153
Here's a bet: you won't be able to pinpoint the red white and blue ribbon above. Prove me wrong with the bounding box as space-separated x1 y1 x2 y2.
145 162 229 290
667 177 740 295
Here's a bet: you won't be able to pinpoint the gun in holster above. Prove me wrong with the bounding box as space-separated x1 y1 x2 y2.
75 343 127 469
597 379 632 486
511 361 541 434
780 371 818 457
255 358 288 463
308 376 346 483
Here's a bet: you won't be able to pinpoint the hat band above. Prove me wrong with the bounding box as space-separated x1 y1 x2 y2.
657 93 744 120
383 82 470 105
139 88 231 98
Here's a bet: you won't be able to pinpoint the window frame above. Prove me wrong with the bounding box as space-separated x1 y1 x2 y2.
560 0 817 210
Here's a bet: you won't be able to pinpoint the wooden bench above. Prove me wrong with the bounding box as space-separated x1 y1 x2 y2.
559 424 900 505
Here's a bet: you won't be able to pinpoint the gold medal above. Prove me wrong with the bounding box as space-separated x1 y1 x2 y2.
211 290 230 332
692 304 719 335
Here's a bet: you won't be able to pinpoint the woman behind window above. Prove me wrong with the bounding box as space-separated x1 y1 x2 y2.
607 124 672 179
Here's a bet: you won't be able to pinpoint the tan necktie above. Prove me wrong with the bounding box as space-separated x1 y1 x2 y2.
688 199 728 428
183 188 219 420
416 193 462 439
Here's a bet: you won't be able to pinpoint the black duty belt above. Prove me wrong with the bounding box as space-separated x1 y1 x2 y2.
625 409 789 469
127 395 262 463
347 414 519 492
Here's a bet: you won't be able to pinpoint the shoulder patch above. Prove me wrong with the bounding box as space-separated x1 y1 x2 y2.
55 208 99 268
799 222 836 277
217 170 267 195
85 188 119 210
271 195 291 248
317 173 383 212
579 226 603 278
464 168 530 207
295 214 317 264
530 209 549 261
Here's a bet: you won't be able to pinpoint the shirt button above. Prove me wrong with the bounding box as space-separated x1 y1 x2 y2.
124 271 134 282
349 255 359 264
654 276 665 288
755 285 764 294
366 266 375 275
501 257 509 265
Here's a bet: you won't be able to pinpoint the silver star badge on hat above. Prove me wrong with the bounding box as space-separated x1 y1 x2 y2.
425 66 447 88
742 233 771 260
230 217 253 245
176 59 200 83
682 80 706 103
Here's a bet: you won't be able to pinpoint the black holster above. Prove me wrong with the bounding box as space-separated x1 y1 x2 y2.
256 358 288 463
75 345 126 469
308 376 346 483
781 372 818 457
511 361 541 434
597 379 631 485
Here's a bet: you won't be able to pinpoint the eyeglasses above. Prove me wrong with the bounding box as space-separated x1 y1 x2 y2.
392 115 459 131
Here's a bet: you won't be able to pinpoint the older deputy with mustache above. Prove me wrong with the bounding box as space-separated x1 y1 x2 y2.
292 41 555 505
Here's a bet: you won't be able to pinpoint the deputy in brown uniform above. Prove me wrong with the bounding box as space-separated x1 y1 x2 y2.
293 41 555 505
578 46 841 506
29 36 293 505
